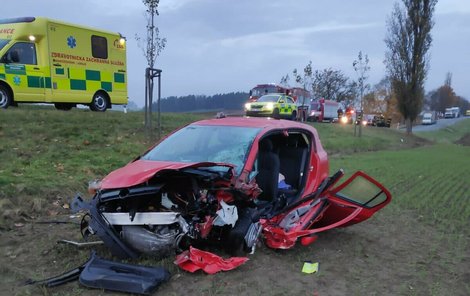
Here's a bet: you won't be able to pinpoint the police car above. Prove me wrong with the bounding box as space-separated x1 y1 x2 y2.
245 93 297 119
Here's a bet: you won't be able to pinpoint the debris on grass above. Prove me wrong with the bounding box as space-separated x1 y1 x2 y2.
301 261 319 274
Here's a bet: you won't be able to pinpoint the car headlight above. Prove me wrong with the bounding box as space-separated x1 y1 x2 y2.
340 116 348 124
362 120 367 126
245 103 251 111
266 103 274 111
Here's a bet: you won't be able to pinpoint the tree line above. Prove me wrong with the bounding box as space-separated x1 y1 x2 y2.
151 92 248 112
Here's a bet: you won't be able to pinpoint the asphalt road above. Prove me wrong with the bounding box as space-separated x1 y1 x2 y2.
411 116 469 132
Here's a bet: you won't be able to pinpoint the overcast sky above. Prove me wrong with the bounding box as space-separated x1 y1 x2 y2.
4 0 470 107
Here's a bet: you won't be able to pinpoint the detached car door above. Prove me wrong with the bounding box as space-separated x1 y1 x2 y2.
309 171 392 232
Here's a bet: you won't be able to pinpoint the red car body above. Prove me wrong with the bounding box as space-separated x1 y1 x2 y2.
72 117 391 273
102 117 329 194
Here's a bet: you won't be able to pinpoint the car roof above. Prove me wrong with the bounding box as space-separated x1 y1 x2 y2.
192 117 313 130
190 117 325 158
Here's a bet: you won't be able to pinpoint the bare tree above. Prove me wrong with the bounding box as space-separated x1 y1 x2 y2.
279 74 290 88
311 68 352 102
292 61 313 91
291 62 314 121
353 51 370 137
136 0 166 136
384 0 437 134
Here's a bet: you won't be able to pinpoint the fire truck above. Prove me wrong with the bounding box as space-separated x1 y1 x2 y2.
247 84 311 121
289 87 310 122
308 98 341 122
248 83 289 102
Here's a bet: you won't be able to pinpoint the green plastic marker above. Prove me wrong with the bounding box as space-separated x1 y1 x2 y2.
302 261 319 274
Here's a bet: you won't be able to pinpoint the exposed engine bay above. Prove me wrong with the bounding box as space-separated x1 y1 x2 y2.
72 164 262 259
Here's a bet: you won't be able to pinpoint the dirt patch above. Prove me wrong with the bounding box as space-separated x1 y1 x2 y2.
1 209 468 296
455 132 470 146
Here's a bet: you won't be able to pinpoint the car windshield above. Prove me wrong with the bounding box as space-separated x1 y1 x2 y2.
257 95 279 103
0 39 10 51
142 125 261 175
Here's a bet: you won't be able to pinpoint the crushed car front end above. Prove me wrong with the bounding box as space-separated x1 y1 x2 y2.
72 162 262 260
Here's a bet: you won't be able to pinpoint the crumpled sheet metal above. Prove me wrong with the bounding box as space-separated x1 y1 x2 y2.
174 246 248 274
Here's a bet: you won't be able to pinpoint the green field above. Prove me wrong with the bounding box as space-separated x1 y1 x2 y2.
0 107 469 295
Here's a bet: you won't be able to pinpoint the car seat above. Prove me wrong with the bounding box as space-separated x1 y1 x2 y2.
256 139 280 201
279 137 308 190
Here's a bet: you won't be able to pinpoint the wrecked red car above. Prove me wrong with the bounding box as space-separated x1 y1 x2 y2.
72 117 391 270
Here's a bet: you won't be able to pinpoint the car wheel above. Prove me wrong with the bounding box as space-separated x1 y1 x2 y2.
272 108 280 119
54 103 73 111
0 85 12 109
291 110 297 121
90 92 108 112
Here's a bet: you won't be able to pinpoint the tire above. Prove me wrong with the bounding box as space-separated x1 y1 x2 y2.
291 110 297 121
272 108 280 119
0 85 12 109
54 103 73 111
90 92 108 112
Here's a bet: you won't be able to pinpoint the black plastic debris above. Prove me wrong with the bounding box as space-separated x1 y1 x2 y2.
25 263 87 287
26 252 170 295
79 252 170 295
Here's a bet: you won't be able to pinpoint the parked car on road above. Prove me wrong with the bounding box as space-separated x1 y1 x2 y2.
422 111 438 125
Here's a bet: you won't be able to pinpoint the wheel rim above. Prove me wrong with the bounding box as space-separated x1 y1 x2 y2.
94 95 106 110
0 89 7 107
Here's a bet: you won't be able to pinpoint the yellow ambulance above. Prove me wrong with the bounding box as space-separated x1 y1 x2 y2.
0 17 127 111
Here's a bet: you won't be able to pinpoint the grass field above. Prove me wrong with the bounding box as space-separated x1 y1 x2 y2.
0 106 469 295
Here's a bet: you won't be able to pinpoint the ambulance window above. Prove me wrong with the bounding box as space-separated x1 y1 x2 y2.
0 39 9 51
91 35 108 59
0 42 36 65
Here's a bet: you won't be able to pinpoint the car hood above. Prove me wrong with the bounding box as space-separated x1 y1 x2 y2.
251 102 273 106
101 160 234 189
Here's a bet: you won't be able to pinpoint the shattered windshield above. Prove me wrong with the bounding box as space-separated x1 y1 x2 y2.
0 39 10 51
142 125 261 174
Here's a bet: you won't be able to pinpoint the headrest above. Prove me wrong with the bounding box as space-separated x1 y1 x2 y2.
259 139 273 152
